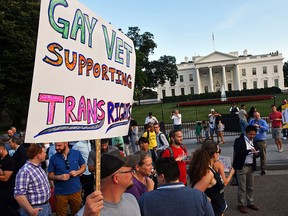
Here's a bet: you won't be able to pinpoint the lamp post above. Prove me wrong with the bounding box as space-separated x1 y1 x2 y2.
273 95 276 106
161 99 164 122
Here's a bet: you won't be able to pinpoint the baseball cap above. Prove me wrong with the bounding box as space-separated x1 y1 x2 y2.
101 150 140 179
210 108 215 112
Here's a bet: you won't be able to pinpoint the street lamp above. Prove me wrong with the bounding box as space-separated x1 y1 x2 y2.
160 99 166 133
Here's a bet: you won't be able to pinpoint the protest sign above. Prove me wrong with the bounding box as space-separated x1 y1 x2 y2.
25 0 136 143
218 156 232 172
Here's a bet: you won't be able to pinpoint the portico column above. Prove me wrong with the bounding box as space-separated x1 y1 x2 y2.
222 65 227 90
209 66 214 92
235 64 241 90
195 67 201 94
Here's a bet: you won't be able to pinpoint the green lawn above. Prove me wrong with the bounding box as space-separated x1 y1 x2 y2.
131 93 288 124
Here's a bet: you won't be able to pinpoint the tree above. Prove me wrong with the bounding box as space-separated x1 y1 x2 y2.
147 55 178 88
283 61 288 87
126 27 178 102
0 0 40 128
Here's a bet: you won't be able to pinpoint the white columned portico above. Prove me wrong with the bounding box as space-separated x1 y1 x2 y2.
222 65 227 90
195 67 201 94
235 64 241 90
209 66 214 92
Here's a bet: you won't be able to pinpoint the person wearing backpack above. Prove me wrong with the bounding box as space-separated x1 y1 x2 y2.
142 123 157 150
161 129 189 185
153 123 169 157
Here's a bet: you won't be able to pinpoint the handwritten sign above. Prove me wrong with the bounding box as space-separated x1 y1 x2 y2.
25 0 136 143
218 156 232 172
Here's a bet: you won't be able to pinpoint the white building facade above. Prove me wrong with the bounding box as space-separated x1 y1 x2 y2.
157 50 284 100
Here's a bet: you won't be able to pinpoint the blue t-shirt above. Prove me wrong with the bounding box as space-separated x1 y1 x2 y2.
48 149 85 195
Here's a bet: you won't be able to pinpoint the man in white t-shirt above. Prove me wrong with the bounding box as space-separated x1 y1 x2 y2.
171 109 182 130
145 112 158 125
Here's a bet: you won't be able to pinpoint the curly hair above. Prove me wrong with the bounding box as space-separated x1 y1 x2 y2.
188 140 218 187
188 148 211 187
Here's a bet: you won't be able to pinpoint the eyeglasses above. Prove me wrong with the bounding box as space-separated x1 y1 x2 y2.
216 149 221 154
115 169 135 175
65 159 70 170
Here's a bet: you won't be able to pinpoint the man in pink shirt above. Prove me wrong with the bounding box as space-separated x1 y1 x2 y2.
269 105 283 152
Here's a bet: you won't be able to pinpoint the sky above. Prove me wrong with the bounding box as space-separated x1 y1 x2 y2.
79 0 288 63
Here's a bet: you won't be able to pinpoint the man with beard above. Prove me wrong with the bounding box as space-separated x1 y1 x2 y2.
87 138 118 173
48 142 86 216
0 142 15 216
76 150 141 216
161 130 188 185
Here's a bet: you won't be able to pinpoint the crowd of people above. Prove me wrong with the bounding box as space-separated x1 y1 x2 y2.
0 103 287 216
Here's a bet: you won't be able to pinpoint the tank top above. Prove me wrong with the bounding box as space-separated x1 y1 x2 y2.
205 167 226 216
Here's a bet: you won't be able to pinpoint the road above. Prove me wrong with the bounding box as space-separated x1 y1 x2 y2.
183 134 288 215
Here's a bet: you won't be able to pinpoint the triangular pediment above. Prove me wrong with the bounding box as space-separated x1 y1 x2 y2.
195 51 238 64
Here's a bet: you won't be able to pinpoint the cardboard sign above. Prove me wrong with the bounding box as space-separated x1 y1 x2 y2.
25 0 136 143
218 156 232 172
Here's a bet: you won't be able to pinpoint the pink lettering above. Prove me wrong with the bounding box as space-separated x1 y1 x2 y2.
38 93 64 125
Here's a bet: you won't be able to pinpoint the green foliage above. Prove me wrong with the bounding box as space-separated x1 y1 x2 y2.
147 55 178 88
126 27 178 102
0 0 40 127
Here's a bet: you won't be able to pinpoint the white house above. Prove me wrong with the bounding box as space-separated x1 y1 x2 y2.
157 50 285 100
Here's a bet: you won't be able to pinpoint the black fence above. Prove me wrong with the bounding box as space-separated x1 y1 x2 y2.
138 115 271 139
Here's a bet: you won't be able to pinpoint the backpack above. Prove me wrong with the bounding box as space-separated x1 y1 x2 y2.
165 145 187 158
143 131 150 139
158 132 170 146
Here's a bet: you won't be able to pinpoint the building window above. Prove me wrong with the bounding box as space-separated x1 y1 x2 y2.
274 79 279 87
243 82 247 90
190 87 194 95
204 86 208 93
252 68 256 75
242 69 246 76
162 90 166 98
264 80 268 88
253 81 257 89
181 88 185 95
274 65 278 73
228 83 232 91
189 74 193 81
263 66 267 74
171 89 175 96
180 75 184 82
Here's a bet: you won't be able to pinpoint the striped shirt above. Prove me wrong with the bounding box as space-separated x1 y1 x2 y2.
14 161 50 205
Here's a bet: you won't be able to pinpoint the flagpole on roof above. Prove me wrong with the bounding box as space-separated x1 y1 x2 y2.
212 32 215 51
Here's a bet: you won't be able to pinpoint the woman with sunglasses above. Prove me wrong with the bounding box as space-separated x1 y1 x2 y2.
188 140 226 216
125 151 154 200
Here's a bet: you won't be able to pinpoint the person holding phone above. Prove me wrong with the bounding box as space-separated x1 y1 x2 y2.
233 125 261 214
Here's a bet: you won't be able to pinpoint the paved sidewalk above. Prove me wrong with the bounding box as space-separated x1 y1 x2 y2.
184 134 288 216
